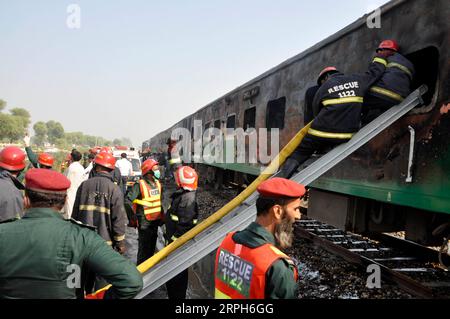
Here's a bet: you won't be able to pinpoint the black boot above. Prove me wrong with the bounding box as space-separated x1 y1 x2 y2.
277 158 300 179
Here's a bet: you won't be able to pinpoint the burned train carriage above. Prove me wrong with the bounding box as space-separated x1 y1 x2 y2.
145 0 450 244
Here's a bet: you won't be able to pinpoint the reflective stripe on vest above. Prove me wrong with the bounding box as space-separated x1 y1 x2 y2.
215 288 231 299
373 57 387 66
214 232 298 299
308 128 354 140
132 179 162 221
387 62 413 79
169 157 181 165
322 96 364 106
370 86 404 102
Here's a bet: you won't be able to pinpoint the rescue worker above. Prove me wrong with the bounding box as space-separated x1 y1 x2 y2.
214 177 305 299
125 158 164 264
0 146 26 222
362 40 415 125
72 151 128 292
89 146 124 190
0 168 143 299
165 166 199 299
279 53 388 178
23 135 54 169
72 152 127 253
303 67 340 125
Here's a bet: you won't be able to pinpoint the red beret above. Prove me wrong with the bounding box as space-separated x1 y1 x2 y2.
257 178 306 199
25 168 71 194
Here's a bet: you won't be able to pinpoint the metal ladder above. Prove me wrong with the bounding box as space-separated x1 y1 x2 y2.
136 85 427 298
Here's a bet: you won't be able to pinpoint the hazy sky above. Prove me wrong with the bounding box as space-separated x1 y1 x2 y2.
0 0 389 147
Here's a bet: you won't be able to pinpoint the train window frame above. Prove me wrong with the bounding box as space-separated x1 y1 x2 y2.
214 119 221 130
226 114 236 129
243 107 256 131
405 46 440 114
266 97 286 130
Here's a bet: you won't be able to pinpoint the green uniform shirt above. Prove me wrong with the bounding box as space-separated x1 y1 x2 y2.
25 146 39 168
16 147 39 183
0 207 143 299
232 222 298 299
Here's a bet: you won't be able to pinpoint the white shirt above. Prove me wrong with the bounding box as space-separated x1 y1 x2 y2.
63 161 85 219
83 162 93 180
115 158 133 177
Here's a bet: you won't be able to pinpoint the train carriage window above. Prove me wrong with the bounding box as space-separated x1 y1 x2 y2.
243 107 256 130
266 97 286 130
226 115 236 129
203 122 212 143
405 46 439 110
214 119 221 130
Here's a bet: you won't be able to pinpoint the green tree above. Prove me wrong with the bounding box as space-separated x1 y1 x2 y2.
33 121 48 146
55 138 69 149
0 114 24 143
10 108 31 129
0 103 30 142
120 137 133 147
0 99 6 112
46 120 65 145
10 108 31 140
65 132 84 146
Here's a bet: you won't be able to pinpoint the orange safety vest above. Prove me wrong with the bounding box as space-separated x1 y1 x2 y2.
214 232 298 299
132 179 162 221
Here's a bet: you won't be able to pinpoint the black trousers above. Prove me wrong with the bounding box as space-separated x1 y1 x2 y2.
361 94 397 126
166 269 189 299
137 219 160 264
120 176 128 195
279 134 349 178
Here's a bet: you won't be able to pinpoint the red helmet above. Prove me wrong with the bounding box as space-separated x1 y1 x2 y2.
100 147 113 154
317 66 338 85
175 166 198 191
377 40 399 52
38 153 54 168
0 146 26 171
94 151 116 170
141 159 158 176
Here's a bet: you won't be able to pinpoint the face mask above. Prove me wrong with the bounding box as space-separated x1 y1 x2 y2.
153 170 161 180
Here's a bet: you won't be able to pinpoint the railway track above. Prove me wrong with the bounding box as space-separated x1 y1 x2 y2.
295 219 450 298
